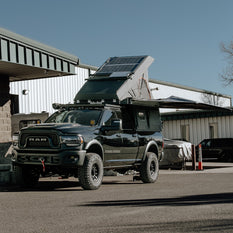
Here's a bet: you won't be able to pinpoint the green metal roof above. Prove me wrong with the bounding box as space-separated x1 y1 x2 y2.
0 27 79 81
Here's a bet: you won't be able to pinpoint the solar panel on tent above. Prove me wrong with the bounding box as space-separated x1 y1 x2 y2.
94 56 148 78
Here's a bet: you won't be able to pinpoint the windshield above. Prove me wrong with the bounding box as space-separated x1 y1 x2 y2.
46 109 102 126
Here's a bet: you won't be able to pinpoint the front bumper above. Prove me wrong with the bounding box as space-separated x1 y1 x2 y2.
12 149 86 167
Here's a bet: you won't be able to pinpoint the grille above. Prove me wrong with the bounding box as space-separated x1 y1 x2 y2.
27 137 50 147
20 132 60 148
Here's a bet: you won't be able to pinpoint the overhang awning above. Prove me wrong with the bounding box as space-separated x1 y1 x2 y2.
0 27 79 81
130 96 232 111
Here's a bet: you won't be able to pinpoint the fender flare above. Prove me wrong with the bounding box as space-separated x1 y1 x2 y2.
85 139 104 160
143 140 159 161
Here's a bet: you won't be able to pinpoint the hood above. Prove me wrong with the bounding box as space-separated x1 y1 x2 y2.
22 123 97 134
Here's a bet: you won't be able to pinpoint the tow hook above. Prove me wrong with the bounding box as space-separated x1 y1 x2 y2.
40 158 45 172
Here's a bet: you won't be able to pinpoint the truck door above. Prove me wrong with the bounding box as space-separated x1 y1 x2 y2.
120 130 139 164
100 110 123 167
100 110 138 166
120 107 139 164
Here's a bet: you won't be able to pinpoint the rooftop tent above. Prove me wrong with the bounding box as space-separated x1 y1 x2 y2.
74 55 154 103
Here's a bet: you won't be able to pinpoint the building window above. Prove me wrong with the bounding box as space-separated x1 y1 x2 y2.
181 125 190 141
209 123 218 138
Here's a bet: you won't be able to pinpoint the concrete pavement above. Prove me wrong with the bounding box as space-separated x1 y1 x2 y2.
160 162 233 174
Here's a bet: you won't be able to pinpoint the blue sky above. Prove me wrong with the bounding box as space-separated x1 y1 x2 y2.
1 0 233 97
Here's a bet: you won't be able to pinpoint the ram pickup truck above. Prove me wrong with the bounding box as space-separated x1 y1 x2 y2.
12 102 163 190
12 55 165 190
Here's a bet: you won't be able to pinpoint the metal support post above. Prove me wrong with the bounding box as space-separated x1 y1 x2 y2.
191 145 196 170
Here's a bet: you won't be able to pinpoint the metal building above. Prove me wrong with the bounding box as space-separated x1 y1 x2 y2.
10 72 232 115
10 65 97 114
10 59 233 147
148 79 233 145
162 110 233 145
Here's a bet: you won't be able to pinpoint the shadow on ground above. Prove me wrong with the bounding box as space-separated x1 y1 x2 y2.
0 180 82 192
81 192 233 207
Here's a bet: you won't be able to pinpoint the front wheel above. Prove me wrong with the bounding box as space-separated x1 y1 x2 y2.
140 152 159 183
78 153 103 190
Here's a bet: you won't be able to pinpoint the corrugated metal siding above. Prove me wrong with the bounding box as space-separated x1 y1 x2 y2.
10 67 89 114
162 115 233 145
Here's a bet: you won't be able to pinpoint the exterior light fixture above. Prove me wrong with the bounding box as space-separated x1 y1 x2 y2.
22 89 29 95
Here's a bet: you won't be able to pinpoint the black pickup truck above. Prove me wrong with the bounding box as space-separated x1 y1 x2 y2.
12 102 163 190
12 55 165 190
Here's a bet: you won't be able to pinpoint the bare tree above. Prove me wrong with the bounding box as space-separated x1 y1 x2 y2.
220 41 233 86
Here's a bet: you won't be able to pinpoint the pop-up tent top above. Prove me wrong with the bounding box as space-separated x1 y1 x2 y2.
74 55 154 104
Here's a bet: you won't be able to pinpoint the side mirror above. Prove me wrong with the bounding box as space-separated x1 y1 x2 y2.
111 119 122 130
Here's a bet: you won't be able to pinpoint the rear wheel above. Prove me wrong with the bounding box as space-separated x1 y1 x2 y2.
221 152 233 162
140 152 159 183
78 153 103 190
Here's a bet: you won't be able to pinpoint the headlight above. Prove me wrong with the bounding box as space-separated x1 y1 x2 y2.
60 135 84 147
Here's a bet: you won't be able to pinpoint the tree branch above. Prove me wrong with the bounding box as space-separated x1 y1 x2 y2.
220 41 233 86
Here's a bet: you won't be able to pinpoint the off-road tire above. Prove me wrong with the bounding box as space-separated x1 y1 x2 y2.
140 152 159 183
16 166 40 187
78 153 103 190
